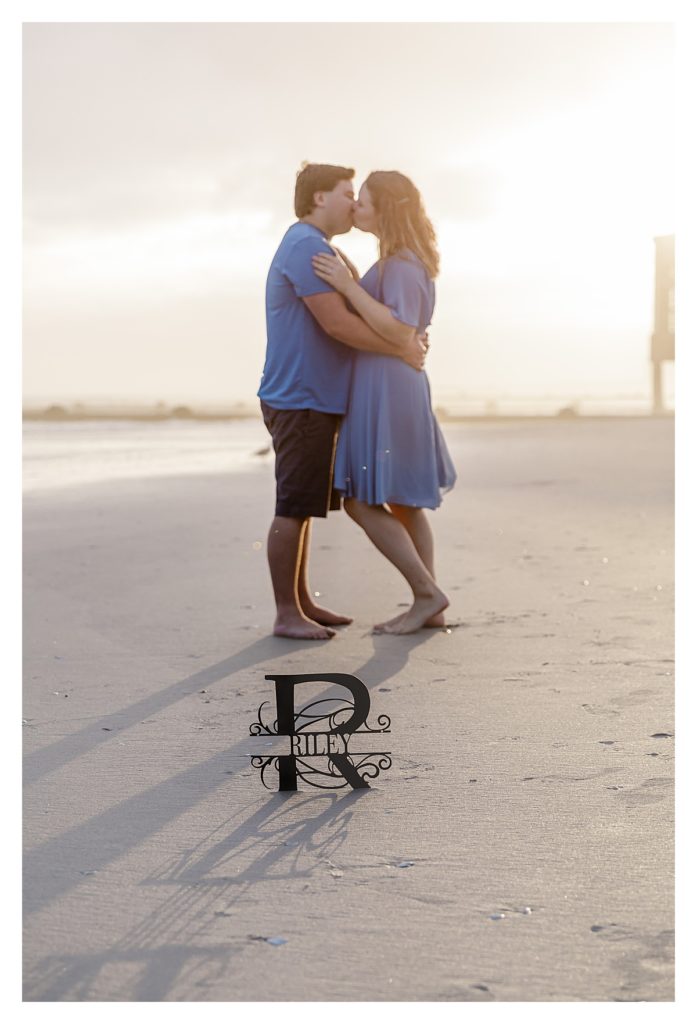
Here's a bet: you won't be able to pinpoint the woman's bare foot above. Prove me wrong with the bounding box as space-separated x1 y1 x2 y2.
273 612 336 640
380 591 449 635
300 603 353 627
423 610 446 628
372 609 407 634
373 608 446 633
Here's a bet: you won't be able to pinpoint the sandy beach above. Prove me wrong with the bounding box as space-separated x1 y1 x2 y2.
23 416 674 1001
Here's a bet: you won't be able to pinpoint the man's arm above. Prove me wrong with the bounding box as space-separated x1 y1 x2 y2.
337 281 416 349
310 251 419 351
303 292 416 356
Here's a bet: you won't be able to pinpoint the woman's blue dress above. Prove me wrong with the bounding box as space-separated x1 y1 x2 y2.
334 251 456 509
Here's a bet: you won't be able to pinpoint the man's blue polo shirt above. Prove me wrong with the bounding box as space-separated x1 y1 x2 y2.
258 222 353 415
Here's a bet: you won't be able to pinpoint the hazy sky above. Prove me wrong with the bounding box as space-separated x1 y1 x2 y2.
23 21 674 407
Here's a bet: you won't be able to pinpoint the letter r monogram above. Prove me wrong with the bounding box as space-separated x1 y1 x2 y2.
265 673 372 791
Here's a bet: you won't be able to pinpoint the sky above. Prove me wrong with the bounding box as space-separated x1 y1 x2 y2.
22 21 675 409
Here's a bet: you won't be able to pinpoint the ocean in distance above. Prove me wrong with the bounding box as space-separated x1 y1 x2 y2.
23 400 674 494
23 418 273 493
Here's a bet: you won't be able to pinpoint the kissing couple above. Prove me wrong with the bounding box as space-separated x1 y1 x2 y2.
258 162 456 639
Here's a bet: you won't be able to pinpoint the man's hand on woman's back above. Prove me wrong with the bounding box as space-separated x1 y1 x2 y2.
401 331 429 371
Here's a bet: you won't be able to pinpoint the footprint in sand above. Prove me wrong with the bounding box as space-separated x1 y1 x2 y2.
582 703 621 717
609 689 657 708
590 923 636 942
433 984 494 1001
590 922 675 998
614 778 673 805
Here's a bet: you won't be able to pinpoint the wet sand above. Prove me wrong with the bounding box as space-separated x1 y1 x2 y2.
23 417 674 1001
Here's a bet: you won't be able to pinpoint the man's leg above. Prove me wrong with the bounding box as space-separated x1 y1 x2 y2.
296 519 353 627
267 515 335 640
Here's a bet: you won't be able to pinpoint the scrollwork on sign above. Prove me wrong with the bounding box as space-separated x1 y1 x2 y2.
352 754 393 782
356 713 392 734
250 755 280 791
293 757 348 790
292 697 353 733
289 697 391 737
249 701 278 737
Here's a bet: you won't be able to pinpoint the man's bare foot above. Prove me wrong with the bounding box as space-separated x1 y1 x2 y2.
373 608 446 633
380 591 449 635
273 612 336 640
300 603 353 627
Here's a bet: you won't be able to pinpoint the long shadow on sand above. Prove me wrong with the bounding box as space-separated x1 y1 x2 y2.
25 635 346 786
24 630 435 919
25 789 367 1000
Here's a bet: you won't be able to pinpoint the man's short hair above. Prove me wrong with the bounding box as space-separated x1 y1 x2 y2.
294 163 355 218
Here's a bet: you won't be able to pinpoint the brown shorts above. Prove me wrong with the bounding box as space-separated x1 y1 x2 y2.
261 400 342 518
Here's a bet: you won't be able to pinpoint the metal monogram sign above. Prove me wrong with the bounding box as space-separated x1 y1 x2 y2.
249 673 392 791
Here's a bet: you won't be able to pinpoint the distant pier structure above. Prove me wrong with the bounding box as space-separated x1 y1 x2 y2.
651 234 674 414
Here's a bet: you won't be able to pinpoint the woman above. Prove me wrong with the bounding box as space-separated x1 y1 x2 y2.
312 170 456 634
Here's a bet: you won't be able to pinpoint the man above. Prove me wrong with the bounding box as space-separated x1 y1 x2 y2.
258 163 427 640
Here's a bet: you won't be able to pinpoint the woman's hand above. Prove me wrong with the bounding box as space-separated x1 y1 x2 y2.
312 253 354 295
332 247 361 282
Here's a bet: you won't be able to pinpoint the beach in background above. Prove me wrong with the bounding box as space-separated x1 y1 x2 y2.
23 416 674 1001
23 418 272 493
23 407 673 489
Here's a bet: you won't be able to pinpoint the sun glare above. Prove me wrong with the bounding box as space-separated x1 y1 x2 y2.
436 68 672 334
514 74 667 232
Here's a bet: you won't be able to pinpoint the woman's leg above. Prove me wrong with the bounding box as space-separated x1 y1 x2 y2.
389 504 435 574
376 504 446 629
344 498 448 633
